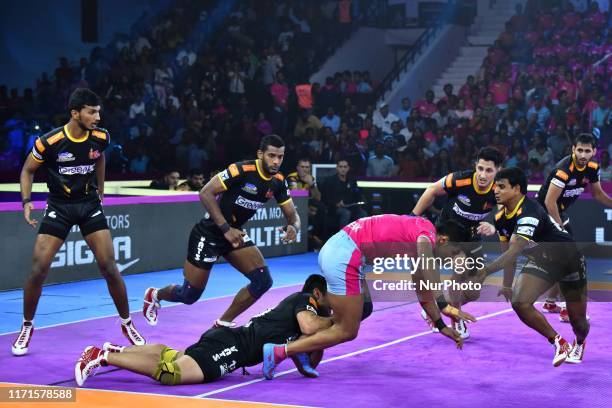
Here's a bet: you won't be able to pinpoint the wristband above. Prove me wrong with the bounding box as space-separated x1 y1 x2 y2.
22 198 32 207
434 318 447 331
218 223 230 233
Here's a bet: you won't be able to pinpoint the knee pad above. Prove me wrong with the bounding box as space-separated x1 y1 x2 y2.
361 300 373 321
171 279 204 305
245 266 273 299
154 347 181 385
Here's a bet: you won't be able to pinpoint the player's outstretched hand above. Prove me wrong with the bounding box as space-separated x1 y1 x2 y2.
441 305 477 323
23 202 38 228
224 227 245 248
440 326 463 349
497 286 513 302
278 225 297 244
476 221 496 236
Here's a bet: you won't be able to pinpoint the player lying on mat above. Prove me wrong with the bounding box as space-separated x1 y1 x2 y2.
476 167 589 366
75 275 331 386
262 214 478 379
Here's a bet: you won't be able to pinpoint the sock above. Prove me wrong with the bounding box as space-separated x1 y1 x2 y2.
548 334 558 344
120 317 132 326
577 339 585 345
23 319 33 326
100 349 109 366
274 344 288 362
545 298 556 303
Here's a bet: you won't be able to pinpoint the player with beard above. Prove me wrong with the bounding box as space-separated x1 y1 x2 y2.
143 135 301 329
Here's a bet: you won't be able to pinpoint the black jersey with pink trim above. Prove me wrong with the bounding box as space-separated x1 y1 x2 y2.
30 126 109 199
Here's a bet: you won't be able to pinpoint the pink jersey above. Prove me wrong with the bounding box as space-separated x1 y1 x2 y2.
342 215 436 251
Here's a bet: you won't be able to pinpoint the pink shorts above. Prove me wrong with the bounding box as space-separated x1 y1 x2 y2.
318 229 362 296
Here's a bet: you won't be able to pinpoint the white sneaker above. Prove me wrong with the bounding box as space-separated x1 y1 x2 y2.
143 287 160 326
102 342 125 353
420 309 439 333
565 340 585 364
121 320 146 345
12 321 34 356
75 346 106 386
453 319 470 340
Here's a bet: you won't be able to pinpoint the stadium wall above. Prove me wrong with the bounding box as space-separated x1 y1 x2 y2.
0 194 308 291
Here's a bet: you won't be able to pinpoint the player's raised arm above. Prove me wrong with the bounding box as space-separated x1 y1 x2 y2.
411 176 447 216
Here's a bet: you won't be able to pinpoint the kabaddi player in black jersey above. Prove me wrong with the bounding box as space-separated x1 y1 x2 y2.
12 88 145 356
143 135 300 328
536 133 612 319
478 167 589 366
411 147 503 339
75 274 331 386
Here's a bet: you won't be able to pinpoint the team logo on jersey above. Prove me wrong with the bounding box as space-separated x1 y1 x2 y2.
567 178 577 186
457 194 471 206
219 170 230 181
88 149 101 159
58 165 95 175
236 196 265 210
265 189 273 199
56 152 75 162
242 183 258 194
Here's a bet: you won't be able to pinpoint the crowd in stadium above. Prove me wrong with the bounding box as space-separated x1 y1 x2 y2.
1 0 610 224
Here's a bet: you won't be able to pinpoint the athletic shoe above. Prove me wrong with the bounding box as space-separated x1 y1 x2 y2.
420 309 439 333
75 346 107 386
262 343 286 380
121 320 146 346
543 301 562 313
452 318 470 340
11 321 34 356
565 340 585 364
102 342 125 353
559 307 590 323
212 319 237 329
552 335 571 367
143 287 160 326
292 353 319 378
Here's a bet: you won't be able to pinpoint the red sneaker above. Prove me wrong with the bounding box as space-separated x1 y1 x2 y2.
143 287 160 326
543 301 562 313
552 335 571 367
75 346 107 386
559 307 590 323
11 321 34 356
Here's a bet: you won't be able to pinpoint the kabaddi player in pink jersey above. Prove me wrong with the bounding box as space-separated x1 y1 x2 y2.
262 214 477 379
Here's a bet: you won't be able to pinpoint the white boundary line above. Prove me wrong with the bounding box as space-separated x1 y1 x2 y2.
196 307 514 398
0 381 316 408
0 283 302 336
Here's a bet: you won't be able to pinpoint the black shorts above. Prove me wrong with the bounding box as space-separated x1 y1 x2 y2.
186 221 255 269
38 195 108 240
521 253 587 289
184 327 248 383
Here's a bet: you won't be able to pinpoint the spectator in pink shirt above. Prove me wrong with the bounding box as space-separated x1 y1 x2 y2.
270 71 289 109
490 72 511 110
414 90 437 118
458 75 475 101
